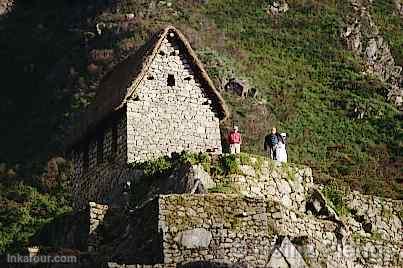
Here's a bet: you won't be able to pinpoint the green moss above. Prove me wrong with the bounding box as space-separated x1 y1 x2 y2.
281 162 297 181
209 180 239 194
371 231 383 241
230 217 242 230
254 155 265 174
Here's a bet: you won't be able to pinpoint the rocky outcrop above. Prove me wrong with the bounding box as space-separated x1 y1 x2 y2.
342 0 403 107
394 0 403 17
266 0 289 16
0 0 13 16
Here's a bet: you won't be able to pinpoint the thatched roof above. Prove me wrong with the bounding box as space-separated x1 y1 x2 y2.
67 25 229 149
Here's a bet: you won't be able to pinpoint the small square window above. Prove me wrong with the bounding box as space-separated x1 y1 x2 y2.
167 74 175 87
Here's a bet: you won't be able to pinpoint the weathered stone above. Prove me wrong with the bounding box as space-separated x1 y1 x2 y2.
342 0 403 108
268 248 289 268
278 237 308 267
266 0 289 16
174 228 212 249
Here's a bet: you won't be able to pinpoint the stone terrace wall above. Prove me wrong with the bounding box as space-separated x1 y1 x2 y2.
159 194 274 267
344 191 402 243
158 194 403 268
69 110 129 209
228 161 314 213
217 157 402 247
88 202 109 252
126 35 222 162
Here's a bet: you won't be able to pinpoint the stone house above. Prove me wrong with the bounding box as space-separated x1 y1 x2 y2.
67 26 228 208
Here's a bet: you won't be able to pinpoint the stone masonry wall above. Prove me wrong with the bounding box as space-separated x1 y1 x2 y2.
88 202 109 252
216 157 402 247
344 191 402 243
158 194 402 268
230 161 314 213
70 110 129 209
126 35 222 162
159 194 275 267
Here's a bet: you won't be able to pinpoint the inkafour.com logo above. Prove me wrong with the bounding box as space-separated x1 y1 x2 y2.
7 254 77 264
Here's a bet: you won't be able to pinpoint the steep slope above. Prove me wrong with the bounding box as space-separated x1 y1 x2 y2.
0 0 402 253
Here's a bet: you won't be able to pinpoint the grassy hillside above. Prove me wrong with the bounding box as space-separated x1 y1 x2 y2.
0 0 402 253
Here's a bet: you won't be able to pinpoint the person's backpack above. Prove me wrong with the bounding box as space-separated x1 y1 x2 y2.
270 134 278 146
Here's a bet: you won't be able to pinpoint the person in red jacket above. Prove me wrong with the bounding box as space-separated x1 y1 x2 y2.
228 126 242 154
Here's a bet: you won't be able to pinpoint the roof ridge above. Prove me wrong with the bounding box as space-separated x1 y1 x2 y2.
66 25 228 149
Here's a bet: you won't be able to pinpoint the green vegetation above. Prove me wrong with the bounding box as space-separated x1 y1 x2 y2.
208 182 239 194
372 0 403 66
0 0 402 254
128 151 213 206
202 0 401 198
219 154 241 175
370 231 383 241
322 180 350 216
281 162 297 181
0 179 71 253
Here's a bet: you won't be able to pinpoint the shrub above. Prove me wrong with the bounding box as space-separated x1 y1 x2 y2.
322 181 350 216
220 154 240 175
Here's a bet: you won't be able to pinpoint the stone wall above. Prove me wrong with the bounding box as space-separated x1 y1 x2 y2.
210 156 402 249
39 155 403 267
126 35 222 162
159 194 274 267
69 110 129 208
344 191 402 243
88 202 109 252
229 161 314 212
157 194 402 268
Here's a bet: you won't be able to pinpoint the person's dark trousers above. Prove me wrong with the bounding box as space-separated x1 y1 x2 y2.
267 146 276 160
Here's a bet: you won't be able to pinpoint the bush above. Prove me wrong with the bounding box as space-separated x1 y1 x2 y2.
322 181 350 216
219 154 240 175
0 182 72 253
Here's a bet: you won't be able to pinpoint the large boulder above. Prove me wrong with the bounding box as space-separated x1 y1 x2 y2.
268 237 308 268
174 228 212 249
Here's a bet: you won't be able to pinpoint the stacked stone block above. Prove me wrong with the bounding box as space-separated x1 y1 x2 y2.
344 191 402 243
88 202 109 252
126 36 222 162
69 111 128 208
225 161 314 212
157 194 402 268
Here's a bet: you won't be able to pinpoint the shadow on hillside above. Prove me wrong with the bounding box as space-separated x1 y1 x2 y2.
0 0 113 164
